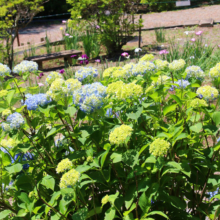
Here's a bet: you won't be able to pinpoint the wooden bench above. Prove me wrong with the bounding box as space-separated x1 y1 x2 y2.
25 49 82 70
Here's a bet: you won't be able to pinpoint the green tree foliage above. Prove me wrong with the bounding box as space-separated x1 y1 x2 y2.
67 0 142 54
0 0 49 69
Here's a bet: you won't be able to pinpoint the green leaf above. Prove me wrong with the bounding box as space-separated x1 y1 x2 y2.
110 153 122 163
139 192 148 212
5 163 23 174
101 147 110 168
41 175 55 191
2 152 11 166
212 112 220 125
147 211 169 219
168 195 186 210
75 165 91 173
163 104 177 116
126 106 143 120
16 209 27 217
6 90 15 106
175 133 187 141
144 155 156 164
64 106 77 117
86 207 102 219
18 192 31 204
51 213 61 220
0 210 12 219
170 94 182 106
46 125 63 138
104 207 116 220
123 203 136 217
190 123 202 133
72 207 88 220
122 150 139 168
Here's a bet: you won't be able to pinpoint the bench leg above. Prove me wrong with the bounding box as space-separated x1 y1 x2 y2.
64 57 72 67
37 61 43 70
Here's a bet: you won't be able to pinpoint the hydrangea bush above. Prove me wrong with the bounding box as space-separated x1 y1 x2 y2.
1 55 220 220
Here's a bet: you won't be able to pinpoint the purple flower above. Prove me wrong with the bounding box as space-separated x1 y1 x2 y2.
96 25 100 29
95 59 100 63
159 50 169 55
62 20 67 24
59 69 65 74
196 31 203 36
81 54 89 60
191 38 196 42
121 52 129 57
37 72 44 79
65 33 70 36
80 60 89 65
71 55 77 58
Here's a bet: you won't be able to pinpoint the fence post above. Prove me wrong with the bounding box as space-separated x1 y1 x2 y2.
138 15 142 48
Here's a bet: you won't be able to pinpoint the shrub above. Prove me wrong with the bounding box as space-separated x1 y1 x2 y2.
1 56 220 219
66 0 142 54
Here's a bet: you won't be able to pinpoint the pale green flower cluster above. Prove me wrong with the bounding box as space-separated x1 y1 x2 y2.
29 191 38 199
109 124 133 145
112 69 129 78
107 81 143 100
0 90 8 97
2 109 12 118
209 63 220 78
47 78 81 101
140 54 154 62
56 158 73 173
0 63 11 77
152 75 170 86
103 67 121 78
145 85 154 94
190 98 208 108
87 156 93 162
132 61 155 76
155 59 169 71
101 195 109 205
59 169 80 189
196 86 219 101
123 63 135 76
185 66 205 80
46 71 63 85
149 138 170 157
169 59 186 71
0 138 19 149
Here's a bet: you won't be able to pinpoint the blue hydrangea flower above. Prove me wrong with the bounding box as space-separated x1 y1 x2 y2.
132 61 156 76
55 136 74 155
73 82 106 113
5 112 25 130
185 66 204 80
105 108 120 118
75 67 98 81
207 188 219 199
0 63 11 77
13 61 38 73
14 152 34 170
24 93 52 110
170 79 190 91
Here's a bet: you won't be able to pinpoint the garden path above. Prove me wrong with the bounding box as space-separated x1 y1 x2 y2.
14 5 220 49
140 5 220 29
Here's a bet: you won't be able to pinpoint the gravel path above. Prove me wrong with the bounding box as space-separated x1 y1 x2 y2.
14 5 220 49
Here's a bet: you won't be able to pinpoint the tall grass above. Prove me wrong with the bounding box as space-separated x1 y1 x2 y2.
63 28 79 51
45 33 52 54
82 30 100 59
155 28 166 43
164 36 218 71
